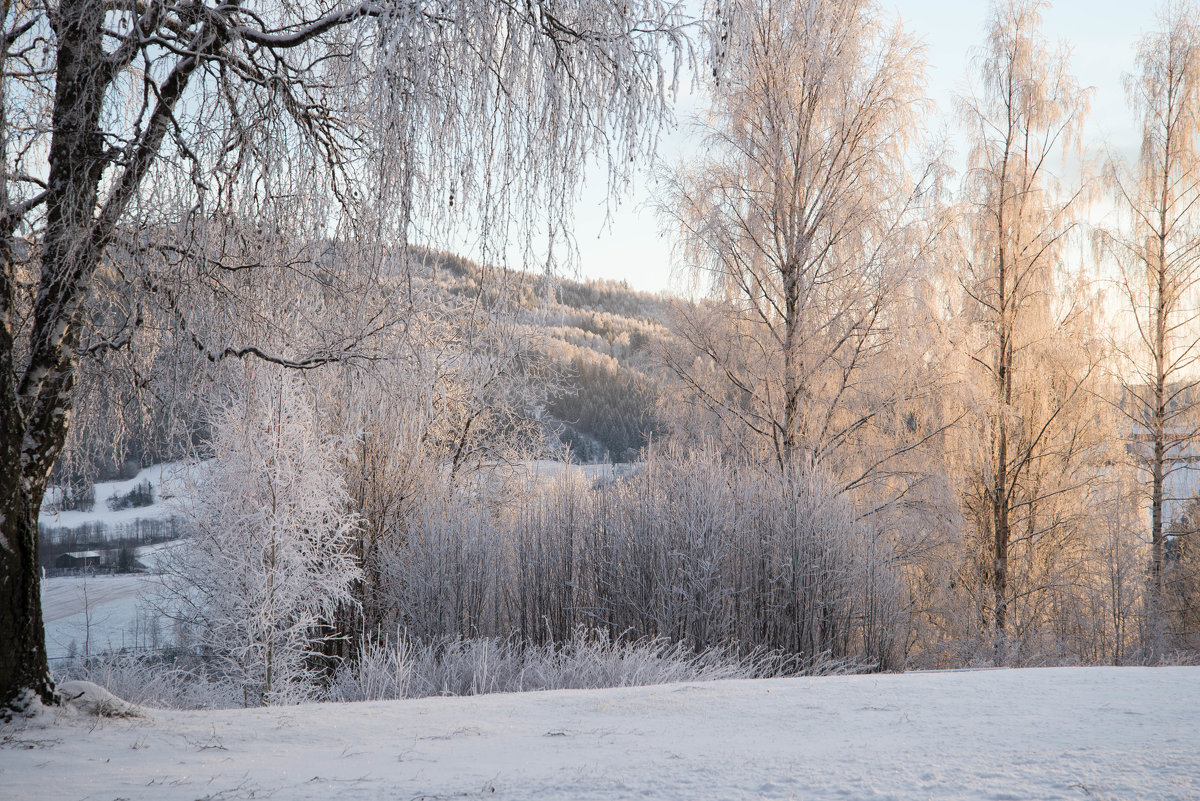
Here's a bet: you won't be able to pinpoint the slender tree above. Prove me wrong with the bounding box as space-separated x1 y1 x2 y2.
159 367 362 706
661 0 937 498
1099 0 1200 616
957 0 1093 637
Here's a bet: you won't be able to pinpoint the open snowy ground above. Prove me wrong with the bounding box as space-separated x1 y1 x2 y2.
3 666 1198 801
41 573 164 659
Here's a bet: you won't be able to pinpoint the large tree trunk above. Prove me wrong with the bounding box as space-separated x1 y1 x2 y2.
0 0 108 712
0 410 56 711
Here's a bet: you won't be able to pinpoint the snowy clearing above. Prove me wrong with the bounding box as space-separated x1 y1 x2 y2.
2 666 1198 801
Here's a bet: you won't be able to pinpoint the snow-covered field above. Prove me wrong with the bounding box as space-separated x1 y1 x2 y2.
41 543 183 659
41 574 158 658
39 462 194 532
39 557 184 660
38 463 196 659
2 666 1197 801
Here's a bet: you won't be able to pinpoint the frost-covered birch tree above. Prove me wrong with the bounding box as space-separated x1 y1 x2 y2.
0 0 688 712
956 0 1096 640
661 0 937 497
1098 0 1200 618
160 368 361 706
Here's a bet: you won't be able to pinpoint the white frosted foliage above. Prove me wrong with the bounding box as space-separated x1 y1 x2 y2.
161 369 362 705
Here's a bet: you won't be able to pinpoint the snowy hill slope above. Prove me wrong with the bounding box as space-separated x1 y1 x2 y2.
39 462 193 533
3 666 1198 800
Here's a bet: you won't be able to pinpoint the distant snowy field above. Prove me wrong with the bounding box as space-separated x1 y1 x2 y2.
39 463 197 659
41 574 160 658
39 462 194 531
40 541 182 658
3 667 1198 801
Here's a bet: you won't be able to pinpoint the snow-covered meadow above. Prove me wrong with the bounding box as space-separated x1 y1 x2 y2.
41 574 162 659
2 666 1197 801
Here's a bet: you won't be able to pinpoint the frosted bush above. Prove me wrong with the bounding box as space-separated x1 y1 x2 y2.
377 447 905 670
327 630 796 702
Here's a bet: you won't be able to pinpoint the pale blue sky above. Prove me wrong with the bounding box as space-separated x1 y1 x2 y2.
571 0 1159 294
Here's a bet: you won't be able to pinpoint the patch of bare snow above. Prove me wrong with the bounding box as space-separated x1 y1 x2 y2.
2 666 1197 800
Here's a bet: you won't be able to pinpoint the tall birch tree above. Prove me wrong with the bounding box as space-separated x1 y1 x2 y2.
957 0 1093 637
662 0 935 496
1099 0 1200 618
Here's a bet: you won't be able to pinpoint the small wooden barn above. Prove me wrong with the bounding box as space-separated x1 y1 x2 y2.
54 551 102 570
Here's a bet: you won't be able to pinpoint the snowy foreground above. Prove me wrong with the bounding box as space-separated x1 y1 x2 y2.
3 667 1199 801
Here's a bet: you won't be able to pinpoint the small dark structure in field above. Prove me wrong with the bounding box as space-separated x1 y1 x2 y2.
55 552 102 571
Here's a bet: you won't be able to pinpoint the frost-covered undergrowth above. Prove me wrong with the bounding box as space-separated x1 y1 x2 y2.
55 633 816 709
330 634 812 701
3 666 1197 801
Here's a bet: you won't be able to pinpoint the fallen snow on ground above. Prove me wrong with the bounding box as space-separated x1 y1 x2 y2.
2 666 1197 801
41 575 154 624
132 538 185 572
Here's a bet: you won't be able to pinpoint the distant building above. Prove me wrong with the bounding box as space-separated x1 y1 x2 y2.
54 551 101 570
1120 382 1200 523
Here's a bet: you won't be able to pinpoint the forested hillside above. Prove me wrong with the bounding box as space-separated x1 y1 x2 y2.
52 248 673 488
418 250 670 462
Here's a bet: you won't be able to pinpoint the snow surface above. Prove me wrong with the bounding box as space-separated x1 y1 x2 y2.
55 681 147 720
38 462 195 531
2 666 1198 800
41 575 153 624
